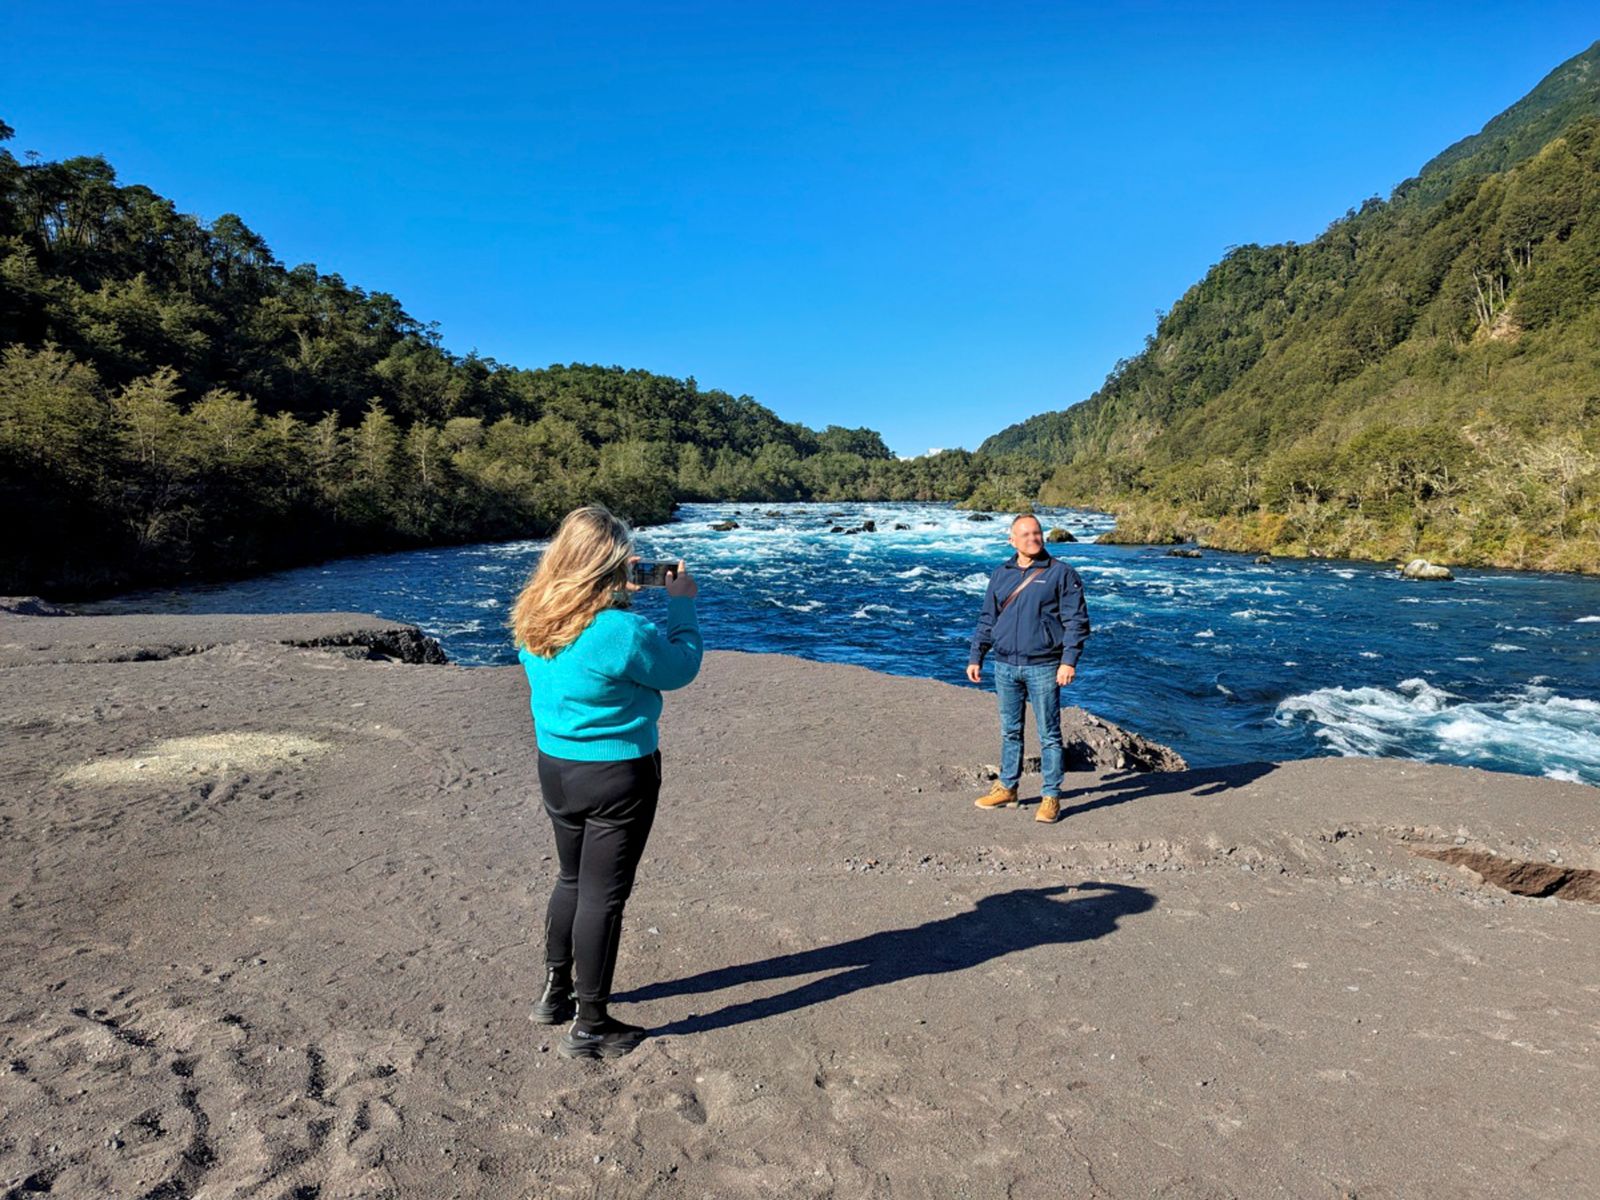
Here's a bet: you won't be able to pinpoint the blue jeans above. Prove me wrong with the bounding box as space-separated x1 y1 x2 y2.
994 661 1064 796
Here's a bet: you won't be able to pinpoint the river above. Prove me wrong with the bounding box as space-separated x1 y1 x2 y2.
90 502 1600 786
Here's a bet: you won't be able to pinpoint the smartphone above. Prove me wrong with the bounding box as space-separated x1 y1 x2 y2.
630 560 674 587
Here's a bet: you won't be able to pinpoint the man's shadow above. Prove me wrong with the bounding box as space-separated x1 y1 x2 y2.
1044 761 1278 816
617 882 1155 1036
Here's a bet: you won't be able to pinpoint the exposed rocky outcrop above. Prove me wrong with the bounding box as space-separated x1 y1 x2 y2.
973 705 1188 777
1061 705 1189 772
289 627 448 664
0 611 447 667
0 596 73 616
1401 558 1454 580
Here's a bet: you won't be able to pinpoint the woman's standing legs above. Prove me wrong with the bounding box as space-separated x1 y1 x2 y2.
569 756 658 1009
537 753 584 979
536 751 662 1057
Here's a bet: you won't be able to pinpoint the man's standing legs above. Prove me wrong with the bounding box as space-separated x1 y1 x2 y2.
1024 664 1065 822
977 660 1026 809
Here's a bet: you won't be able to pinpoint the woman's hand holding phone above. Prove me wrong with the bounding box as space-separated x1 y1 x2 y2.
664 560 697 599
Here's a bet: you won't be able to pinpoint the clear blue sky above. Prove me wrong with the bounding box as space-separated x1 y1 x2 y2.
5 3 1596 455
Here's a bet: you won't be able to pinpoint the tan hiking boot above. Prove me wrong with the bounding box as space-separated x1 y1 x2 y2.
1035 795 1062 824
975 781 1018 809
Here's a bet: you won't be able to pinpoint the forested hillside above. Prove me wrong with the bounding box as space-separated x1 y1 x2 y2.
0 122 1036 595
983 41 1600 572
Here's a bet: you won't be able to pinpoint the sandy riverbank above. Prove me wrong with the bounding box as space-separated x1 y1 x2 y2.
1 609 1596 1198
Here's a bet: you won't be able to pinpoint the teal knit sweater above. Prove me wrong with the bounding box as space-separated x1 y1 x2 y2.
519 595 702 760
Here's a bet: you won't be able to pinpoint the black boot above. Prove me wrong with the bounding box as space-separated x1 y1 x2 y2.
529 965 575 1025
558 1015 647 1060
558 999 646 1060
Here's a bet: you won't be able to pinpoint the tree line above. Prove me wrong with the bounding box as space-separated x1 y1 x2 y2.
0 122 1037 595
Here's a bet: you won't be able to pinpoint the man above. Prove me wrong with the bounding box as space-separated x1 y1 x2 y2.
966 513 1091 823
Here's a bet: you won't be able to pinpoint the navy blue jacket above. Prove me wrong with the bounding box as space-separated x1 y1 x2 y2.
968 551 1090 668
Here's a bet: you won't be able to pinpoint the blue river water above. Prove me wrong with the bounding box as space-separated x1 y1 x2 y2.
91 502 1600 786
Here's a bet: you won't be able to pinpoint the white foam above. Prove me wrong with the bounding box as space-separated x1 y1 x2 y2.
1276 679 1600 785
1195 629 1215 639
852 603 904 619
1274 678 1454 757
479 538 546 558
427 619 483 637
1359 651 1380 659
1489 643 1526 653
1577 616 1600 623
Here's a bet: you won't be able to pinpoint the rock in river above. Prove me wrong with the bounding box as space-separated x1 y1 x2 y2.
1400 558 1453 581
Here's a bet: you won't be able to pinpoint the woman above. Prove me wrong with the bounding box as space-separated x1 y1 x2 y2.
511 505 702 1059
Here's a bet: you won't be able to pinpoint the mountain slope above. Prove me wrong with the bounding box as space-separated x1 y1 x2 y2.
981 40 1600 572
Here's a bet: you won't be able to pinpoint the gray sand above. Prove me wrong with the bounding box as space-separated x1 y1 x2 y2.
1 611 1596 1198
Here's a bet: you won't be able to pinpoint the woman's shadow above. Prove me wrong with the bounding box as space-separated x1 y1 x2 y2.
617 882 1156 1036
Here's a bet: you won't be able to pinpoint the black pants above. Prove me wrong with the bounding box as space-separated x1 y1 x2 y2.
537 750 661 1004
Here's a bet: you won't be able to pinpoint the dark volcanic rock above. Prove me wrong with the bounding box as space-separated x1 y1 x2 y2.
709 521 740 532
1045 528 1076 543
0 611 448 667
1061 706 1188 772
1166 548 1203 559
974 707 1187 776
0 596 72 616
290 627 448 664
966 513 995 522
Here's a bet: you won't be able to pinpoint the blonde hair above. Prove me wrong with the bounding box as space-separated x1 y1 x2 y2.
511 505 634 657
